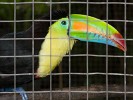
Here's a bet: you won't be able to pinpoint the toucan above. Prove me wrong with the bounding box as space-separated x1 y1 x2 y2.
0 11 126 100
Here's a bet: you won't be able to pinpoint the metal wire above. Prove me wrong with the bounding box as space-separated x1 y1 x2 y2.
0 19 133 23
106 0 109 99
50 0 52 100
86 0 89 99
0 1 133 5
1 90 133 94
1 72 133 77
124 0 127 100
0 1 131 100
68 0 71 99
13 0 17 100
32 0 35 99
0 54 131 58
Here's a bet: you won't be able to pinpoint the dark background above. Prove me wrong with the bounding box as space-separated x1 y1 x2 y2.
0 0 133 100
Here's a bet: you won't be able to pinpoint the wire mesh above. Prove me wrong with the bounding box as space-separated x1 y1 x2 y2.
0 0 132 100
13 0 16 99
31 0 35 99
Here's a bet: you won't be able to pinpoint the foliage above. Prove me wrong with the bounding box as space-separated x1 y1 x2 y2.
0 0 49 34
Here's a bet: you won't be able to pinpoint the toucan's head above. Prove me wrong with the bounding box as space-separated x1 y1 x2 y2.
36 14 126 78
52 14 126 51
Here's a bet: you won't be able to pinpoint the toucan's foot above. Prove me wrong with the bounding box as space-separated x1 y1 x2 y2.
16 87 28 100
0 87 28 100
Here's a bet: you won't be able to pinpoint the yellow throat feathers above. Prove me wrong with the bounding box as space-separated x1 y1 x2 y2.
37 29 75 77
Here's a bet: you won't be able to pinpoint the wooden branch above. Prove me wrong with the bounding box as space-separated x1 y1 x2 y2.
0 84 133 100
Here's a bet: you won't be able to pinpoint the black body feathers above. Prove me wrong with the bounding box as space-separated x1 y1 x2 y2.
0 10 68 88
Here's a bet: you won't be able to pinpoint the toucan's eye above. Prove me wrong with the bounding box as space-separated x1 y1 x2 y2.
61 21 67 25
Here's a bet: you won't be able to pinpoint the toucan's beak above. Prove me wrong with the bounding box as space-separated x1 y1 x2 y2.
69 14 126 51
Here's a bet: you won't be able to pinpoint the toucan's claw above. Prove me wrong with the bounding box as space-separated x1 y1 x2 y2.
0 87 28 100
16 87 28 100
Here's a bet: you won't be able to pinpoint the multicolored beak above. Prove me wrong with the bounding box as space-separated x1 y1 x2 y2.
69 14 126 51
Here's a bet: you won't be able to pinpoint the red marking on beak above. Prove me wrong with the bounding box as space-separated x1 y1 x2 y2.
111 33 126 51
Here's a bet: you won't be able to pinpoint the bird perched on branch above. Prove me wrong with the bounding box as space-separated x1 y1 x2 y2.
0 11 126 100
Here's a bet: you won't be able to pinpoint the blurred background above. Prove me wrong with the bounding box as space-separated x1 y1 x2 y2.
0 0 133 100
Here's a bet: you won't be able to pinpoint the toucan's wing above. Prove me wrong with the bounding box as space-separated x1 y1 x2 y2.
0 10 68 88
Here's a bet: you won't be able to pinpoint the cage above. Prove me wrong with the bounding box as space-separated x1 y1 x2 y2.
0 0 132 100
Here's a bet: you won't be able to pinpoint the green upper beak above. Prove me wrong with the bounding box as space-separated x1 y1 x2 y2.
68 14 126 51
